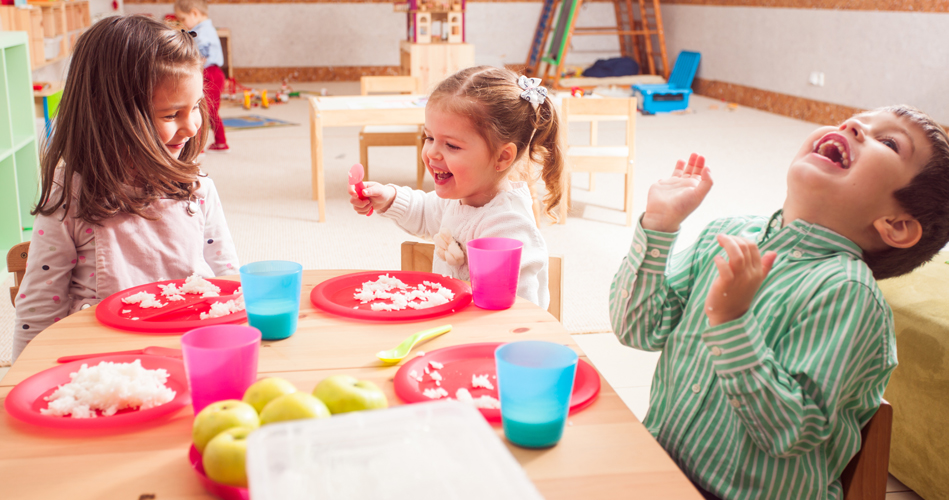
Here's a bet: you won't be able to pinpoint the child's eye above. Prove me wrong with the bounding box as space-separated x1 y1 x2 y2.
164 113 178 120
424 136 433 142
880 137 899 153
446 143 460 150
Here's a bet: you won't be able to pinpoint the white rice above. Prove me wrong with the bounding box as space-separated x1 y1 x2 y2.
422 387 449 399
121 292 165 309
200 294 246 320
178 273 221 297
429 371 443 382
41 359 176 418
428 360 443 370
454 388 501 409
355 275 455 311
472 374 494 390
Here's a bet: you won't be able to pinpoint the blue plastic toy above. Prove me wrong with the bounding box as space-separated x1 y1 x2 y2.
633 51 701 115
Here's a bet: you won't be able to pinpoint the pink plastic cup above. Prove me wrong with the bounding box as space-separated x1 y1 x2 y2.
467 237 523 310
181 324 261 414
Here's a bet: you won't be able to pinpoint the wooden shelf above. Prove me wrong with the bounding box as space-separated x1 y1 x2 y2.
0 1 90 70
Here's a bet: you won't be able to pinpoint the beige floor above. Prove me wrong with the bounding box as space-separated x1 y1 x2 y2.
0 81 923 498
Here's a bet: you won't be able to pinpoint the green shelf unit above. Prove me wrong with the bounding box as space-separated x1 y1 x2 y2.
0 32 40 274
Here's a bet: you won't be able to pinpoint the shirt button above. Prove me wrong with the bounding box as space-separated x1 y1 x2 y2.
620 289 629 298
730 398 742 409
770 219 779 228
710 346 722 356
80 304 90 310
634 244 643 253
791 250 803 258
691 383 701 394
649 249 661 258
187 202 199 214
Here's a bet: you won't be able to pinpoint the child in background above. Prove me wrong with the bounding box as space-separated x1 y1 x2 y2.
349 67 563 309
13 15 239 361
174 0 228 151
610 107 949 499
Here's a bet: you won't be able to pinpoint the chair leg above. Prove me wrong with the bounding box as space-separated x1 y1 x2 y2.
589 173 595 191
359 135 369 181
625 168 634 227
559 172 571 224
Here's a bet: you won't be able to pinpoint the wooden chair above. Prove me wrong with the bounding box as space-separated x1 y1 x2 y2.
559 97 636 226
401 241 563 322
7 241 29 306
841 400 892 500
359 76 426 189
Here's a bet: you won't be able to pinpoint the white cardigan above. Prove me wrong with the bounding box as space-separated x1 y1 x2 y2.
382 181 550 309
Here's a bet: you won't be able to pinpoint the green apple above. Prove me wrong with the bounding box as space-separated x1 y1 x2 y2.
259 391 331 425
192 400 260 454
312 375 388 414
202 426 253 488
243 377 298 414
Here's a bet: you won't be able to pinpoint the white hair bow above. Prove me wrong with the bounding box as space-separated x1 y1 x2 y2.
518 75 548 108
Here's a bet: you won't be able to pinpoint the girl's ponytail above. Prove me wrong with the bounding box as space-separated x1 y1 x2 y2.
527 98 564 221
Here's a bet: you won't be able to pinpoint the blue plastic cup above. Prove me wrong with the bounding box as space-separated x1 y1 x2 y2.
239 260 303 341
495 341 578 448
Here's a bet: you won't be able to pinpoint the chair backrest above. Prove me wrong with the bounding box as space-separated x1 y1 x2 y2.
840 399 892 500
561 97 636 150
360 75 419 96
7 241 30 306
400 241 564 322
668 51 701 90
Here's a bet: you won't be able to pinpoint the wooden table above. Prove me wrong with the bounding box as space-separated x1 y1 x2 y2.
0 270 701 499
308 95 426 222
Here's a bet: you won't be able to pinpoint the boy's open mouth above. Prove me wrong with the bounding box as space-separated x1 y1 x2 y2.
812 133 852 169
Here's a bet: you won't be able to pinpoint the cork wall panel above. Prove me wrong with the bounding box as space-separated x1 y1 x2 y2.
125 0 949 11
234 65 401 82
693 77 865 126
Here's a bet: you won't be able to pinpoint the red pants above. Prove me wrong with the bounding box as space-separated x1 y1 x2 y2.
203 64 227 146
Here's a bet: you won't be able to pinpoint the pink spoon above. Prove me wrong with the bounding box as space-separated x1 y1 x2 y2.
349 163 373 216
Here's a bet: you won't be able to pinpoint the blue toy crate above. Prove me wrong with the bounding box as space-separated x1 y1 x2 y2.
633 51 701 115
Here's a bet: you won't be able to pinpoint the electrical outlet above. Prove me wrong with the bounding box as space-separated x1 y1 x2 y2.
809 72 825 87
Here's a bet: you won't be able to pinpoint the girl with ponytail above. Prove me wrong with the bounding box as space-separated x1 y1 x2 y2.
349 66 563 309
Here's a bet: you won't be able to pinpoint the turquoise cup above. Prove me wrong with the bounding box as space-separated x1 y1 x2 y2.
495 341 578 448
239 260 303 340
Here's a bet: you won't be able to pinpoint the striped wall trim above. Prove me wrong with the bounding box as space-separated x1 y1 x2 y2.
125 0 949 11
692 77 864 126
233 65 401 83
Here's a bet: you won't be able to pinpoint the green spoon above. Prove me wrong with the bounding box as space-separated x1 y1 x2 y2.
377 324 452 364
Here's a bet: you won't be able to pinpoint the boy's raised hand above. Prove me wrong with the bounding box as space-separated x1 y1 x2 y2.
705 234 778 326
348 181 396 215
641 153 713 233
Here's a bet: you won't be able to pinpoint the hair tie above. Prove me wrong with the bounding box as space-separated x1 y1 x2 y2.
518 75 548 109
181 29 197 38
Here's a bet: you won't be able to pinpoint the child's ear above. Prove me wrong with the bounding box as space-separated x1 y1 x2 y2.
873 214 922 249
494 142 517 173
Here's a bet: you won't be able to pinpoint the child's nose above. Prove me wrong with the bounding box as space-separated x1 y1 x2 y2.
839 120 864 140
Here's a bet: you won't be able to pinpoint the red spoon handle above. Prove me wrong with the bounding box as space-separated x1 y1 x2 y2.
354 181 373 216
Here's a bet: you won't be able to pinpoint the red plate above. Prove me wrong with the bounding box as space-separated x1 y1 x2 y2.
310 271 472 321
188 445 249 500
96 279 245 334
4 354 191 429
393 342 601 423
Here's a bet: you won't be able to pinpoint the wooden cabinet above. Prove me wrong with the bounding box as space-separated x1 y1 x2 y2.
0 32 40 271
399 40 474 94
0 1 91 70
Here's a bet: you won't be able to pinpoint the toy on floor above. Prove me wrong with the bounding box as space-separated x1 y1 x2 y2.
632 50 701 115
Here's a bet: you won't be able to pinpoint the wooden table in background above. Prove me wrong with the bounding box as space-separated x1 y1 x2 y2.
308 96 426 222
0 269 702 499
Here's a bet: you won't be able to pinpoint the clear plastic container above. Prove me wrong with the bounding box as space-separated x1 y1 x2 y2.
246 400 544 500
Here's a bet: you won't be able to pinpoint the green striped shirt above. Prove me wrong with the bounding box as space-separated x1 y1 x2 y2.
609 211 897 500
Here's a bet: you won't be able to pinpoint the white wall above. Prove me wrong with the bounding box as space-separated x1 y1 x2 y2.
662 5 949 124
123 2 620 68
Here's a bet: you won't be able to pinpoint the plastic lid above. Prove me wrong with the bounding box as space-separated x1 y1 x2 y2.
246 400 543 500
